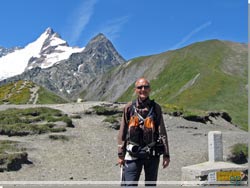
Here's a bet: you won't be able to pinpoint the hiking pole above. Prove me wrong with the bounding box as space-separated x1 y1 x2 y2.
120 164 125 186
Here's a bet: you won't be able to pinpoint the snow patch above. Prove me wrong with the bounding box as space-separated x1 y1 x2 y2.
0 31 49 80
0 30 84 81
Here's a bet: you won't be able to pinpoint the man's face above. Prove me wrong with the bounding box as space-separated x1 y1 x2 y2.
135 79 151 101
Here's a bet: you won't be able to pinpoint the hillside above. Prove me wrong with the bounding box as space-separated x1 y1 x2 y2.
82 40 247 130
0 80 68 104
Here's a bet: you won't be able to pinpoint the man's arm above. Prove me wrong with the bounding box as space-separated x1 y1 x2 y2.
155 103 170 168
117 103 131 165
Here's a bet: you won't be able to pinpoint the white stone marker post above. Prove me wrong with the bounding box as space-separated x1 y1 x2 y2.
208 131 223 162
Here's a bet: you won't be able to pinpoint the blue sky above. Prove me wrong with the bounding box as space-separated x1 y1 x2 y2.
0 0 247 60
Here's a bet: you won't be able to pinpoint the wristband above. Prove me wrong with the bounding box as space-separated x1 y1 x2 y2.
118 152 124 157
163 154 170 159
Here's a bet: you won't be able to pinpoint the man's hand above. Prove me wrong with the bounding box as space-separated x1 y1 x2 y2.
118 156 125 167
162 156 170 169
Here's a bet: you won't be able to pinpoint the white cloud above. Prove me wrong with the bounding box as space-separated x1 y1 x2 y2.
171 21 212 49
68 0 97 45
99 16 129 41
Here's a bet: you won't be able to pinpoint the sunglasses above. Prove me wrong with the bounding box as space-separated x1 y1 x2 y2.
136 85 150 89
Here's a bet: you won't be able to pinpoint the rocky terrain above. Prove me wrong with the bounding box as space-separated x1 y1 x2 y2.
0 102 248 182
0 30 126 100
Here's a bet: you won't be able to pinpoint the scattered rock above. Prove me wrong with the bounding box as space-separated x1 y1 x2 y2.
177 125 198 129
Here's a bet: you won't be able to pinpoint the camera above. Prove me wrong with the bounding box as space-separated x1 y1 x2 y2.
126 144 149 158
126 144 139 154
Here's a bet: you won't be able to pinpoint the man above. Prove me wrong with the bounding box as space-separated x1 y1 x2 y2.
117 77 170 186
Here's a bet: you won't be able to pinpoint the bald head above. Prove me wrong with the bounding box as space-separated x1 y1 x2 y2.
135 78 150 88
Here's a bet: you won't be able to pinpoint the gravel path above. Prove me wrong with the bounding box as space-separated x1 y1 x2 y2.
0 102 247 182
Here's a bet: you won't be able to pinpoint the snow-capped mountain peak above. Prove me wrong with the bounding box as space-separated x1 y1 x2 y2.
0 27 84 81
0 31 126 100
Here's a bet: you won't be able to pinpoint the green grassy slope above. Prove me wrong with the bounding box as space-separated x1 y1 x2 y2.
0 80 68 104
118 40 247 130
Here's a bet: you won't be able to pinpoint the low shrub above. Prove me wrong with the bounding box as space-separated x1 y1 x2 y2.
0 107 73 136
49 135 69 141
92 105 120 115
69 114 81 119
103 116 119 124
228 143 248 164
0 140 29 172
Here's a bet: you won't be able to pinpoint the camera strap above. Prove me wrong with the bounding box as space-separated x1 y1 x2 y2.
134 106 154 128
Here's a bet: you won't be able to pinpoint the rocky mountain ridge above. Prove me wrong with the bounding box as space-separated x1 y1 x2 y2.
0 29 126 98
81 40 247 101
25 28 85 71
